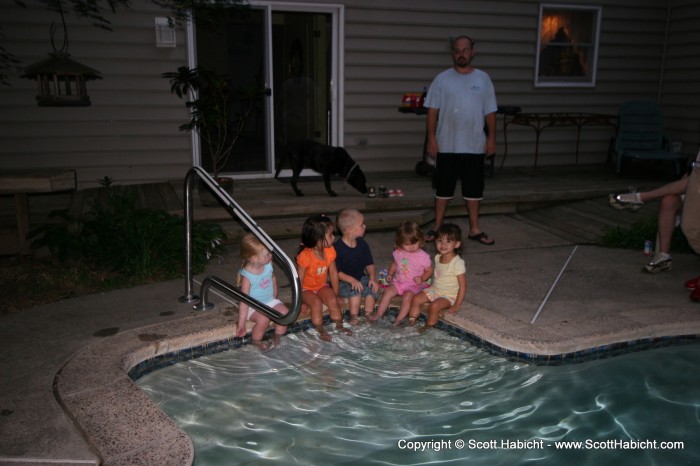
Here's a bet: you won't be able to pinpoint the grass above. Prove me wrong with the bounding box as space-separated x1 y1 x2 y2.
599 216 692 253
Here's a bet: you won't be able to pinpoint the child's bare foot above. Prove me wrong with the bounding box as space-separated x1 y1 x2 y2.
252 339 270 350
417 324 433 333
365 312 378 322
407 317 417 326
392 318 403 327
348 315 360 326
315 325 332 342
335 324 353 336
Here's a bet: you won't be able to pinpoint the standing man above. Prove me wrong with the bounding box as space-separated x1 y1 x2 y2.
424 35 498 244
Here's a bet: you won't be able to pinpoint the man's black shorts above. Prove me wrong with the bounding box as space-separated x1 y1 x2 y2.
433 153 485 200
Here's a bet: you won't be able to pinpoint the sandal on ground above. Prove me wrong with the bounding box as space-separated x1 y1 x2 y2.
425 229 437 242
468 232 495 245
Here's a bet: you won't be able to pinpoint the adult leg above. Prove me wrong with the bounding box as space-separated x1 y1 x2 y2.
434 198 449 232
639 176 689 203
462 155 493 244
431 154 459 240
681 165 700 298
466 199 481 236
644 194 682 274
657 195 683 254
610 175 688 210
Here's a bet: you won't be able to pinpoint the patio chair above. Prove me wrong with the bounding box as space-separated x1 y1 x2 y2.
614 100 687 177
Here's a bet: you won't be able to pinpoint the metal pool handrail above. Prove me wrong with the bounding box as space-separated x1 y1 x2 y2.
180 167 302 326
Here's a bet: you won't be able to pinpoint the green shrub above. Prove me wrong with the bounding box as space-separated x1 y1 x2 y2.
600 216 692 253
29 188 225 281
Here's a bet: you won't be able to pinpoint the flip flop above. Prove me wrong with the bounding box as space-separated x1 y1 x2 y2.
468 232 495 245
425 229 437 242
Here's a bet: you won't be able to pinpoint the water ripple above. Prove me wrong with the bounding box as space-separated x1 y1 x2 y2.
137 325 700 465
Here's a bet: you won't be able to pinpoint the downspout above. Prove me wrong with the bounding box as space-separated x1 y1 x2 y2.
657 0 672 103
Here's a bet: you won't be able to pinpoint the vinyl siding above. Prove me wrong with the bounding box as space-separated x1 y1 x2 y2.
1 0 698 188
343 0 699 171
0 0 191 189
661 0 700 155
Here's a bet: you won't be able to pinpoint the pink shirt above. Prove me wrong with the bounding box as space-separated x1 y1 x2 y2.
391 248 431 294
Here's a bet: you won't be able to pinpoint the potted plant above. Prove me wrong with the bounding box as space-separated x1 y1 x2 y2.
163 65 259 203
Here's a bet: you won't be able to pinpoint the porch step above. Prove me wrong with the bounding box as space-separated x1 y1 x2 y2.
217 208 434 242
56 166 661 247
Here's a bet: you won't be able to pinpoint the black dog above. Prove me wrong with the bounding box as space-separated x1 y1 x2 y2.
275 140 368 197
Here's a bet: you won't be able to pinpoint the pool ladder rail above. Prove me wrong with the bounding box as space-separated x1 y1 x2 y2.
180 167 302 326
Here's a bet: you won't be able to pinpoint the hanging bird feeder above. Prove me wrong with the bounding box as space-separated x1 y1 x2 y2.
21 0 102 106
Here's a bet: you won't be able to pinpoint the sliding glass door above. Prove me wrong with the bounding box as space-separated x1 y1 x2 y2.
192 4 340 177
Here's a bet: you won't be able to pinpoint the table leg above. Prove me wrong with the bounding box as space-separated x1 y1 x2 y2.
501 117 510 169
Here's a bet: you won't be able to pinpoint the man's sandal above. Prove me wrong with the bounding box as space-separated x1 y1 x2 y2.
468 232 495 245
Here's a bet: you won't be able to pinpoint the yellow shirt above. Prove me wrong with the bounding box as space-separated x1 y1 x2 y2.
431 253 466 300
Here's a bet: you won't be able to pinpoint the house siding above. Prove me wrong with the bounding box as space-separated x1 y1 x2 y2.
343 0 699 171
1 0 698 189
661 0 700 156
0 0 191 189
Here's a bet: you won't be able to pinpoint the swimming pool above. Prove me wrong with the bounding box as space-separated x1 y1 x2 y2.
136 321 699 465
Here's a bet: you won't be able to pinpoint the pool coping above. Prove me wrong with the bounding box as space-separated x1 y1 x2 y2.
53 302 700 465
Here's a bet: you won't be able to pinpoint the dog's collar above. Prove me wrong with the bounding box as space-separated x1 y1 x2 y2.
344 163 359 182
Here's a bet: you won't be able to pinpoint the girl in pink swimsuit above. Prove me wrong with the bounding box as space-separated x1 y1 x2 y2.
367 221 433 325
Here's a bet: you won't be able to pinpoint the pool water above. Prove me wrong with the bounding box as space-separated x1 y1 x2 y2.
136 322 700 465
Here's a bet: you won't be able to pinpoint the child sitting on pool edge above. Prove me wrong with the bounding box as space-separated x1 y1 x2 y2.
408 223 466 332
296 214 353 342
236 234 289 349
334 208 380 325
367 221 433 325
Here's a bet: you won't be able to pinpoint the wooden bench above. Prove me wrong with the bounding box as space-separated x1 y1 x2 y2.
0 170 77 254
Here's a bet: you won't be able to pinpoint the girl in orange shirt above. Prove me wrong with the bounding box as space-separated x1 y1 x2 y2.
296 214 352 342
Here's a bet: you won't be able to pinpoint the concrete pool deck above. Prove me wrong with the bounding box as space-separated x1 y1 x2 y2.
1 211 699 465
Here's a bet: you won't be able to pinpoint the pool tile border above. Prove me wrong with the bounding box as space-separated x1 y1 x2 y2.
129 312 700 381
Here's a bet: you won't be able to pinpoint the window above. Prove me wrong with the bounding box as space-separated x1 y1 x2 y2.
535 4 601 87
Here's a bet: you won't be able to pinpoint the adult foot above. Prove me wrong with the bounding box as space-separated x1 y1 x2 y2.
608 192 643 211
468 232 495 245
642 253 672 274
